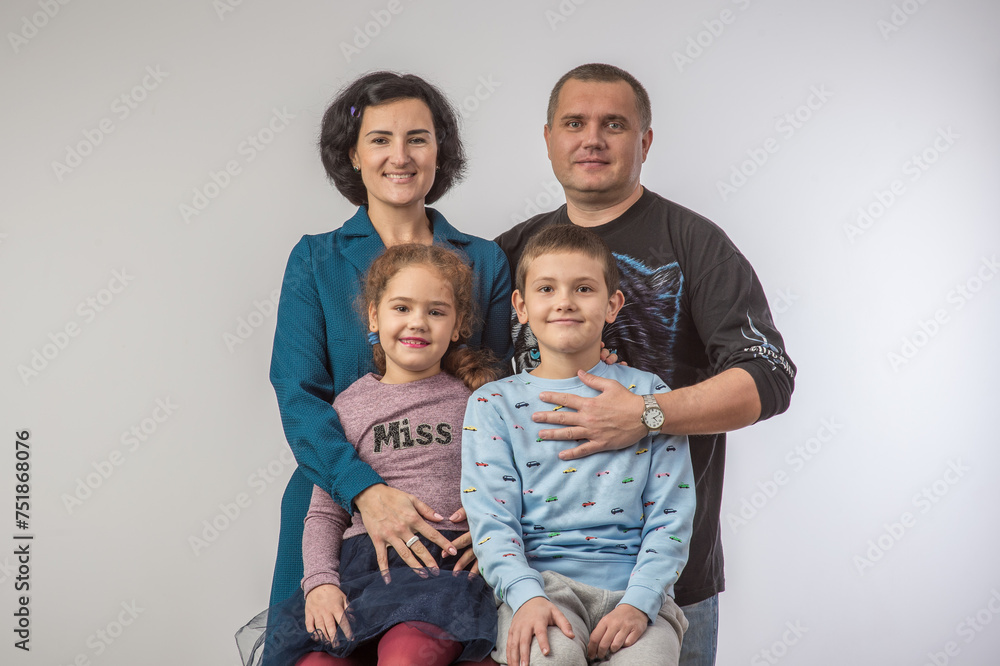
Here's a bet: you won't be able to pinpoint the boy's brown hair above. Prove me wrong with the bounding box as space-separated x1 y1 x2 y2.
515 224 621 295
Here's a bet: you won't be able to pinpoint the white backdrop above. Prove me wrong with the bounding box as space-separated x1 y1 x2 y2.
2 1 999 664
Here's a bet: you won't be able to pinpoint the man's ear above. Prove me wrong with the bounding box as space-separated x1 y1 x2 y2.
605 290 626 323
640 127 653 162
512 289 529 325
543 124 552 161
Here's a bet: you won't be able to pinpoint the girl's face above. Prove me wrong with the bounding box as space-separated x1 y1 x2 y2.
368 264 460 384
349 98 438 218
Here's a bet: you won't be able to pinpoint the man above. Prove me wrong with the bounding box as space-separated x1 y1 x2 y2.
495 63 796 666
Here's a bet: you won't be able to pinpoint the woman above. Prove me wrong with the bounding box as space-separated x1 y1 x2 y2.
268 72 511 609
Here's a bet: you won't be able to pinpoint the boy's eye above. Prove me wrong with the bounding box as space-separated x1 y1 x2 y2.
538 286 553 293
577 285 593 293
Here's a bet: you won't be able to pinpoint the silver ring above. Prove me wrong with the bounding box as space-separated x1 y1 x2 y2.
405 535 419 548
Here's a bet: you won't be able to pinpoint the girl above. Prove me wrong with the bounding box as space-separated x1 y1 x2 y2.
239 244 499 665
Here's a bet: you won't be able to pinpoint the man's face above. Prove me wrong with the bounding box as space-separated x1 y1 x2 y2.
544 78 652 208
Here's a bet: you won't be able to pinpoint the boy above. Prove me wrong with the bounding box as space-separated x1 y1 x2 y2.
461 225 695 665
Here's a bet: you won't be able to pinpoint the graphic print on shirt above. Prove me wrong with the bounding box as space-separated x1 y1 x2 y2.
741 311 796 378
371 418 453 452
512 253 684 384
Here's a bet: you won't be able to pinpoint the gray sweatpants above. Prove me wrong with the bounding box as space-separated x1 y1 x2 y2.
493 570 687 665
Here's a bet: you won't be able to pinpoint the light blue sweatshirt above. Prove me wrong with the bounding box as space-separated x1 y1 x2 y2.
460 362 695 622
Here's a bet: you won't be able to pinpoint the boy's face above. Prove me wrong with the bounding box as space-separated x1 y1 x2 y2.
513 251 624 361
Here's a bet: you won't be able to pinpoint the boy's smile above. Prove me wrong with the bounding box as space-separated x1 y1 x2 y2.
513 250 624 379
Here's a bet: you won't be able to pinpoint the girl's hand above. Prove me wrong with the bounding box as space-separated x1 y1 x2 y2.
354 484 458 581
304 584 352 642
448 530 480 575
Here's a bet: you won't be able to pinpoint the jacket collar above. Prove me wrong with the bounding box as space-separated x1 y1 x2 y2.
339 206 473 273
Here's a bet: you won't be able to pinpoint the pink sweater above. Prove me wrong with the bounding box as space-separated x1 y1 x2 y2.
301 372 471 597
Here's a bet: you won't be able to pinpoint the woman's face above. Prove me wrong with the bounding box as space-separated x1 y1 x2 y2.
350 98 438 216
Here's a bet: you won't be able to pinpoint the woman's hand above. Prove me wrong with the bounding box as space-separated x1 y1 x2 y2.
354 484 458 581
447 518 480 575
304 584 351 642
600 340 625 366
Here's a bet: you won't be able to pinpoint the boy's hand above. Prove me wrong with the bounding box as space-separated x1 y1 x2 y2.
304 584 352 642
587 603 648 660
533 370 646 459
508 597 575 666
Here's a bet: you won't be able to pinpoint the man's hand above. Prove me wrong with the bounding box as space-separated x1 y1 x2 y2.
354 484 458 581
508 597 575 666
304 584 352 642
587 604 648 660
533 370 646 460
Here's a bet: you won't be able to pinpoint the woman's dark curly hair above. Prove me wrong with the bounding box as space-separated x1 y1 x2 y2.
319 72 467 206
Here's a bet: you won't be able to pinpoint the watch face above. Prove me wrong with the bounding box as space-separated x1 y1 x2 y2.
643 409 664 430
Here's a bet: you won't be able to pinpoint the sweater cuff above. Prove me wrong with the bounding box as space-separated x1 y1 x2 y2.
301 572 341 599
342 468 387 515
619 585 664 624
505 578 547 615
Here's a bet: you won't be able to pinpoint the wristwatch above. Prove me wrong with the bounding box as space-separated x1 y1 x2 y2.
640 394 664 436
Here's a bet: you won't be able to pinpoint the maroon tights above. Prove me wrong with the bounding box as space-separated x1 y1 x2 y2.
293 621 497 666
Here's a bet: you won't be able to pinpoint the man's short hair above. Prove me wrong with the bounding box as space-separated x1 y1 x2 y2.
546 63 652 132
515 224 621 296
